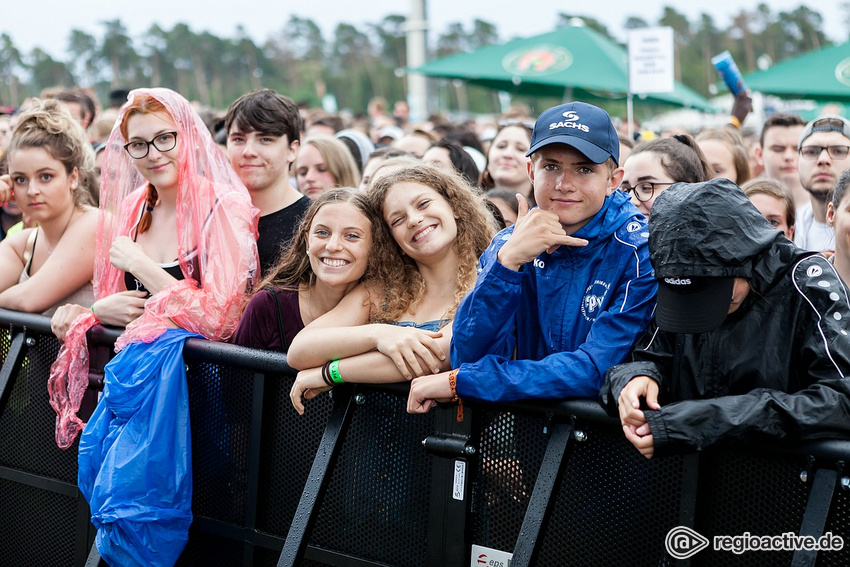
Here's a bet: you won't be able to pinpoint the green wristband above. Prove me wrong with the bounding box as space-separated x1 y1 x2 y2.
329 359 344 384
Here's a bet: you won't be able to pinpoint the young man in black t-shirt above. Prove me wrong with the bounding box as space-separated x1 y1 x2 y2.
225 89 310 275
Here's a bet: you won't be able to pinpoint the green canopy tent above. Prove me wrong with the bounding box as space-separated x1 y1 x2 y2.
410 23 712 111
743 43 850 103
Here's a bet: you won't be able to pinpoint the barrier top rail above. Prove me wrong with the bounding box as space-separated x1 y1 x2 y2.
2 307 850 464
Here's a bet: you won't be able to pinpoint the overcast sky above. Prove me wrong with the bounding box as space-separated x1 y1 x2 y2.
3 0 847 59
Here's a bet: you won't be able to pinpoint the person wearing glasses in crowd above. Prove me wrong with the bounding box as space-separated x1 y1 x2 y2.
407 102 657 411
619 135 713 217
49 88 258 566
602 178 850 459
794 115 850 252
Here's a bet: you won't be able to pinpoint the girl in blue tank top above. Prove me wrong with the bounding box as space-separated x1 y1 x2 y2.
286 163 497 415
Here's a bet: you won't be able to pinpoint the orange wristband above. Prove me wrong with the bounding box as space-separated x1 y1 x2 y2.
448 369 463 422
448 369 459 401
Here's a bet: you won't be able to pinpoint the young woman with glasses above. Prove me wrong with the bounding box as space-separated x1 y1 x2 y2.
619 134 713 217
48 88 258 565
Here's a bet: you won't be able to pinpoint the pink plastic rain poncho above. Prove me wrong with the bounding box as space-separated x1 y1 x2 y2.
47 87 259 449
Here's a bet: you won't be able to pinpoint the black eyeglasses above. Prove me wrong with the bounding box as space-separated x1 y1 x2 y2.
619 181 675 202
799 145 850 161
124 131 178 159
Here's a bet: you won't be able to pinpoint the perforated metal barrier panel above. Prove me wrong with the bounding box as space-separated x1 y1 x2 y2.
0 328 89 567
0 314 849 567
309 389 435 565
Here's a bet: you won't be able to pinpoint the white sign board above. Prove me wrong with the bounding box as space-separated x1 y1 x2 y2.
471 544 512 567
628 27 674 94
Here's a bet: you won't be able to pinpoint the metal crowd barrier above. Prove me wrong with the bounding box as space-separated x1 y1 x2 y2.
0 308 848 567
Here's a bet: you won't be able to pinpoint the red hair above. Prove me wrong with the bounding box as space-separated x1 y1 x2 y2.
119 94 172 234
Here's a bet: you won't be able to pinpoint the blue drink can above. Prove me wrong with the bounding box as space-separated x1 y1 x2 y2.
711 51 746 96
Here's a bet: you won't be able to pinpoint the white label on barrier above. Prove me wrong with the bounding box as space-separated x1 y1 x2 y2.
471 544 513 567
453 460 466 500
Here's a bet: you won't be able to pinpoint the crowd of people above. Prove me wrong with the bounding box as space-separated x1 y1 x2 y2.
1 84 849 564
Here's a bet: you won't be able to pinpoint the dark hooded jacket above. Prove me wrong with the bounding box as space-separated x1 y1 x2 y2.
600 179 850 456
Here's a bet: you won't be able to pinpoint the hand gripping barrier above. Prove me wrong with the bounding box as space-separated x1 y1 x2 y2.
0 308 848 567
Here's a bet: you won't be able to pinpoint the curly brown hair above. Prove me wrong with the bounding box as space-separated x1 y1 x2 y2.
255 187 381 293
367 162 497 322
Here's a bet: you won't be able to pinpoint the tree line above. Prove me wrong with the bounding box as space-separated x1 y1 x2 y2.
0 4 845 115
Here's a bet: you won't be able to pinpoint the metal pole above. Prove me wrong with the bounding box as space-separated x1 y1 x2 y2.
406 0 428 122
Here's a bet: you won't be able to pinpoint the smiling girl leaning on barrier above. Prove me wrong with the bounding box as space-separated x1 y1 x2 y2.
286 162 497 414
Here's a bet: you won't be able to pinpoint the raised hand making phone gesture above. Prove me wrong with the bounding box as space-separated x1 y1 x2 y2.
497 192 589 271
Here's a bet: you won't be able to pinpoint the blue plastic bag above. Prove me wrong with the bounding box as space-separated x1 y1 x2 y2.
78 328 201 567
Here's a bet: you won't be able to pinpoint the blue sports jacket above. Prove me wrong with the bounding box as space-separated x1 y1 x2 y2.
451 190 657 402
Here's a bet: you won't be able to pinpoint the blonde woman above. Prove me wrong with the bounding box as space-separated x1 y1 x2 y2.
0 99 96 314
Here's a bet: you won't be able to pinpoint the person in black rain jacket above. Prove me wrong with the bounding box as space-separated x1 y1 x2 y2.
601 177 850 458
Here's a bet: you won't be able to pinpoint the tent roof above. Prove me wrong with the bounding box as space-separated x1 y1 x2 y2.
411 25 713 111
743 43 850 103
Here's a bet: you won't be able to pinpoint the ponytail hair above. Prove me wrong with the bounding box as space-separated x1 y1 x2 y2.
631 134 714 184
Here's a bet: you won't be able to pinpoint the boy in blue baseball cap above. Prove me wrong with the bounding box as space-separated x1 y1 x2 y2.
408 101 657 410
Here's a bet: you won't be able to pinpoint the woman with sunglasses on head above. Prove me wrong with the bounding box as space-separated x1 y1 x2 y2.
620 134 714 217
0 99 97 313
48 88 258 566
